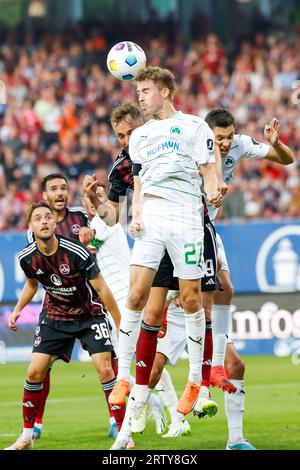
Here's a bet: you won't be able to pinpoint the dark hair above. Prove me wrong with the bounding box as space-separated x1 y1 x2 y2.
135 66 176 100
41 173 68 192
27 201 53 223
205 108 236 130
110 102 143 127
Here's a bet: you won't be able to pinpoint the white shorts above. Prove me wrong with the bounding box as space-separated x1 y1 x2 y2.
216 233 230 273
156 304 186 366
131 198 205 280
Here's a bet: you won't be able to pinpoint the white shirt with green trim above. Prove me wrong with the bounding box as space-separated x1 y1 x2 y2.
90 215 130 303
208 133 270 223
129 111 215 206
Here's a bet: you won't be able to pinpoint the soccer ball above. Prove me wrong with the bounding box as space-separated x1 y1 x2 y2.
106 41 146 81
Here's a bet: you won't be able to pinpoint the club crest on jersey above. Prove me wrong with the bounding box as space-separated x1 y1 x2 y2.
34 336 41 347
71 224 81 235
50 274 62 286
224 156 235 168
59 264 70 275
170 126 182 135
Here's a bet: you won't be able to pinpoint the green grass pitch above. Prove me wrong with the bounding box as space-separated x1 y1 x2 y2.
0 356 299 450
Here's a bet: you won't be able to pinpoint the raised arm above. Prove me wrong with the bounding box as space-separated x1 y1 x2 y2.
8 278 39 331
264 118 294 165
82 175 120 226
129 175 144 238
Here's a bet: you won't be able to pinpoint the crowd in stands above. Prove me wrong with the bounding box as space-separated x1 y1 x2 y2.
0 23 299 231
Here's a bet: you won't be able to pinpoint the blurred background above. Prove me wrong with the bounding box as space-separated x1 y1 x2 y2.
0 0 299 362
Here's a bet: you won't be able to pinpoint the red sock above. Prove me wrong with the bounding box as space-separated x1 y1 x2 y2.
136 321 160 386
35 368 51 424
201 323 213 388
102 378 126 430
23 381 43 428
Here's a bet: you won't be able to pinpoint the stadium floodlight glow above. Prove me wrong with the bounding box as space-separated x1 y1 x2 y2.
28 0 46 17
236 0 252 3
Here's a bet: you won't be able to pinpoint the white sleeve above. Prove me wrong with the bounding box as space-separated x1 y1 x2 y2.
240 135 270 159
90 216 111 242
128 130 141 164
194 122 216 164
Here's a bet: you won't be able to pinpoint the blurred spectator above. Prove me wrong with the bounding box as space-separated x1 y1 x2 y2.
0 24 299 230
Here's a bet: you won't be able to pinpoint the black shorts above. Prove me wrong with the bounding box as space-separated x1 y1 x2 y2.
37 310 75 362
151 214 218 292
201 215 218 292
33 316 114 361
152 251 179 290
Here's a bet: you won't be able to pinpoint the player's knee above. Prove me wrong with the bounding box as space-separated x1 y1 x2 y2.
98 364 114 383
127 289 147 310
27 365 44 383
181 292 200 312
226 357 245 379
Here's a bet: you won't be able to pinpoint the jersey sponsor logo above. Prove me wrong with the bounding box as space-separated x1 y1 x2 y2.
170 126 182 135
36 268 44 275
224 156 235 168
59 264 70 275
147 140 180 158
71 224 81 235
34 336 41 347
50 274 62 286
207 139 214 151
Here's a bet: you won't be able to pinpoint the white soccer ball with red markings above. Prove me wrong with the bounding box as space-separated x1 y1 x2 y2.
106 41 146 81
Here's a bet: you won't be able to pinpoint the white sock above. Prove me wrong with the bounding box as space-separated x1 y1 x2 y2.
155 368 179 423
212 304 231 367
117 309 143 380
185 309 205 384
117 388 135 440
21 428 33 442
134 384 150 402
225 379 245 443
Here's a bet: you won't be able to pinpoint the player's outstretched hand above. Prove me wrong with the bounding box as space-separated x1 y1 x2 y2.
264 117 280 147
207 191 223 208
129 220 144 239
218 178 228 196
8 310 21 331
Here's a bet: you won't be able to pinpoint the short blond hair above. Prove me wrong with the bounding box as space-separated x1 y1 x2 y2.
135 66 176 99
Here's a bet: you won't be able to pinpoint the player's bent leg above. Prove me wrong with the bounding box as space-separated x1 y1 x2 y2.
33 354 60 440
224 342 256 450
177 278 204 414
92 352 126 433
211 270 236 394
111 266 157 408
5 353 52 451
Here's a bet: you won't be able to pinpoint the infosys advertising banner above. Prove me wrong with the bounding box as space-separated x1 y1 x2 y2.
216 219 300 294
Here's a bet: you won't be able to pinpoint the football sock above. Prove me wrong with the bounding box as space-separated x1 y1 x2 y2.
117 309 143 381
225 379 245 443
201 322 213 388
185 309 205 384
23 381 43 438
102 377 126 430
35 368 51 424
212 304 231 367
136 320 160 385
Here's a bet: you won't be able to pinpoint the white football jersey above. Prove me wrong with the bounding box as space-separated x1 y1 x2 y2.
90 215 130 304
129 111 215 206
208 134 270 222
